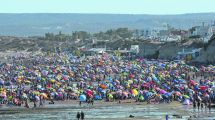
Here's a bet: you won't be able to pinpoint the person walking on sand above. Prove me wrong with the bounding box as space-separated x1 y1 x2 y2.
76 112 80 120
24 100 29 108
33 101 37 108
91 98 94 106
197 100 200 110
193 100 196 109
80 111 85 120
39 96 43 107
201 102 204 110
79 101 82 106
208 99 211 111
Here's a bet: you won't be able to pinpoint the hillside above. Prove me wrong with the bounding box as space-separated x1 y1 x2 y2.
0 13 215 36
0 36 77 52
0 35 214 64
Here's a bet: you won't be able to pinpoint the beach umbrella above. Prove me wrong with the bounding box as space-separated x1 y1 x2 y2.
108 76 113 82
173 79 179 84
129 74 135 79
86 89 93 95
183 99 191 105
0 80 4 85
115 80 120 84
56 82 62 85
66 86 73 90
79 94 86 102
132 89 138 96
200 86 208 90
159 89 167 94
162 84 171 90
122 91 128 98
128 80 133 84
40 93 48 99
101 89 106 94
94 95 102 100
164 92 172 97
133 84 138 88
178 79 186 84
183 95 190 99
62 75 69 81
5 81 12 86
139 95 144 101
122 72 128 76
50 79 56 83
42 70 48 76
33 91 40 95
174 91 182 96
108 93 113 99
152 75 160 83
37 85 42 89
190 80 196 85
35 96 40 101
70 93 78 97
142 90 149 94
100 84 107 89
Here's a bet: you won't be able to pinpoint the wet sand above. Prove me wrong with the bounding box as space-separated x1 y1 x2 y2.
0 100 214 120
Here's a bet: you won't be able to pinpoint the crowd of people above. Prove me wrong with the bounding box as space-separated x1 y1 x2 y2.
0 52 214 110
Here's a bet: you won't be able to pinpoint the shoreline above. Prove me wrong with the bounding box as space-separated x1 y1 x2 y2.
0 100 214 120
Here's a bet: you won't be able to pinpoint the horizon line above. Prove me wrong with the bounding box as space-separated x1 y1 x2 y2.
0 12 214 16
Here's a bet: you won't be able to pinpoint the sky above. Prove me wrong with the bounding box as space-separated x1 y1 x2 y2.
0 0 215 14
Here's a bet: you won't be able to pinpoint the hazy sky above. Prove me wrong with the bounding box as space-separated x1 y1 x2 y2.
0 0 215 14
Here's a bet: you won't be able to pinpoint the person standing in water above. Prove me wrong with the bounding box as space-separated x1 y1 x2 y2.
80 111 85 120
76 112 80 120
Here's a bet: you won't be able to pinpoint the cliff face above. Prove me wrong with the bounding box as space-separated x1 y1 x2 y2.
195 36 215 63
158 42 182 59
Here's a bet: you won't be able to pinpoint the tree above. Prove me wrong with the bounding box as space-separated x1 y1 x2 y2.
45 33 54 40
116 28 132 39
72 31 89 41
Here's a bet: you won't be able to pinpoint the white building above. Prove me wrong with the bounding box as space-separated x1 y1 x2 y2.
166 35 182 42
189 23 210 38
203 24 215 43
130 45 139 54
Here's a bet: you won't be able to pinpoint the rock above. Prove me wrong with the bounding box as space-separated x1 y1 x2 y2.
129 115 135 118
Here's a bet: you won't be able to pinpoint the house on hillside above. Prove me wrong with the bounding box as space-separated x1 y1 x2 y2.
132 29 151 39
177 48 202 61
188 22 215 43
189 23 209 38
81 48 106 56
207 23 215 41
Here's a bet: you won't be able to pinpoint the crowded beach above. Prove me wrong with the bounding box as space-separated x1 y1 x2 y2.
0 52 214 112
